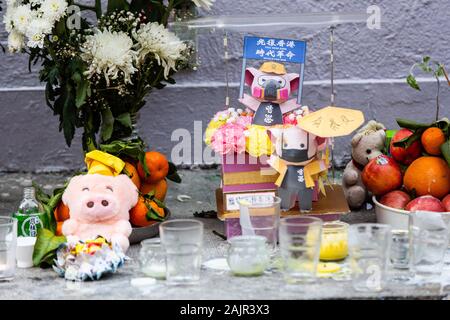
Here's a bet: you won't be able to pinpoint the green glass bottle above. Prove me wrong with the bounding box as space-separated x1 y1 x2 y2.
14 181 46 237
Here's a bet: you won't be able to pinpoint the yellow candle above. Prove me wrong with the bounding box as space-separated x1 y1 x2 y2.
320 221 349 261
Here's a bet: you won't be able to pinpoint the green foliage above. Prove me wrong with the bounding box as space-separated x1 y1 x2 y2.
32 228 66 268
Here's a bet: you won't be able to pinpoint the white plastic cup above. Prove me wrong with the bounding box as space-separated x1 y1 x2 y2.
16 237 36 268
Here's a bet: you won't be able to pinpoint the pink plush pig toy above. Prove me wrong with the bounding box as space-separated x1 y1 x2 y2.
61 174 139 252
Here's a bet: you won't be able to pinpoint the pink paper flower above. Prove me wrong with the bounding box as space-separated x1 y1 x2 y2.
210 123 246 155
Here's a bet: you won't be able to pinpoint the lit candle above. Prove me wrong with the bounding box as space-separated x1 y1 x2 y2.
141 264 166 279
320 221 349 262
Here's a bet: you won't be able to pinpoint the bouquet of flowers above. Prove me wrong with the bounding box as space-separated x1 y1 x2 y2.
2 0 213 152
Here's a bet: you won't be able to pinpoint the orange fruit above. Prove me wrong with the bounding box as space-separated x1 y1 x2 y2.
129 197 165 227
140 179 168 202
56 221 64 236
123 162 141 189
54 201 70 222
137 151 169 183
421 127 446 155
404 156 450 199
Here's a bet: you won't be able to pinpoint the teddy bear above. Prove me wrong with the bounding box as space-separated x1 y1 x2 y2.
61 173 139 252
342 120 386 209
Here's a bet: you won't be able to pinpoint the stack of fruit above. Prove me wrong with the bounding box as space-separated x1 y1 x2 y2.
53 151 176 235
362 118 450 212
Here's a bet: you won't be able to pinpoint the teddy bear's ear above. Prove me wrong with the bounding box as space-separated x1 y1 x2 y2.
351 133 363 147
114 174 139 210
62 175 85 208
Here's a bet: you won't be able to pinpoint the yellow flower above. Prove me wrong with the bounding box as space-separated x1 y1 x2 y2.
204 119 226 145
245 125 273 157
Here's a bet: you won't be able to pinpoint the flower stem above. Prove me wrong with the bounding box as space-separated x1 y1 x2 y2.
435 74 440 121
95 0 102 19
162 0 175 27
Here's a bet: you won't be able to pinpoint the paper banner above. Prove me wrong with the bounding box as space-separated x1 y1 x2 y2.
297 106 365 137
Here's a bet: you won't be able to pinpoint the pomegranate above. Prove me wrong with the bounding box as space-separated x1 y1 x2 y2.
390 129 422 165
379 190 411 210
405 195 446 212
442 194 450 212
362 155 402 196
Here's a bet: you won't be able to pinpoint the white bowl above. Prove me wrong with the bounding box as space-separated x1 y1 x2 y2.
373 196 450 230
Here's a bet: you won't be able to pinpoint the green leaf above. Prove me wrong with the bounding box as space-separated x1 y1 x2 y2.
144 203 165 222
406 74 421 91
422 56 431 64
116 112 132 129
396 118 430 130
138 151 151 177
107 0 129 12
166 161 181 183
62 87 76 147
100 108 114 142
441 139 450 167
32 228 66 267
75 79 90 108
393 129 423 149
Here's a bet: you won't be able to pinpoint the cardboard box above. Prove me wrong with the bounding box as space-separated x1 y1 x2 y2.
215 185 350 239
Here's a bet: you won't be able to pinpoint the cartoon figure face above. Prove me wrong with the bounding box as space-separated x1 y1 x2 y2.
245 64 300 103
270 126 327 164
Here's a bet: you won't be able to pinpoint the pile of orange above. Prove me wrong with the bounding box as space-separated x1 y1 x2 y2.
128 151 170 227
400 127 449 200
54 201 70 236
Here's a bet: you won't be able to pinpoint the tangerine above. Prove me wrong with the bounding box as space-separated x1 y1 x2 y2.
404 156 450 199
137 151 169 183
140 179 168 202
56 221 64 236
421 127 446 155
54 201 70 222
129 197 165 227
123 162 141 189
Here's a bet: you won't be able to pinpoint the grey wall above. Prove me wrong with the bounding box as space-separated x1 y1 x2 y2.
0 0 449 172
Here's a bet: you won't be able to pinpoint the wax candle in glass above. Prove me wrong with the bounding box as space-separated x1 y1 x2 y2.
227 235 270 277
319 221 348 262
139 239 166 279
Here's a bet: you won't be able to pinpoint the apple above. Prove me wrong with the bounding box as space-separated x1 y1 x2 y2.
379 190 411 209
405 195 446 212
442 194 450 212
390 128 422 165
362 155 402 196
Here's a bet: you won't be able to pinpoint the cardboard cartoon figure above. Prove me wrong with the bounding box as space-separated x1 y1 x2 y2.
239 62 300 126
62 174 138 252
268 117 328 212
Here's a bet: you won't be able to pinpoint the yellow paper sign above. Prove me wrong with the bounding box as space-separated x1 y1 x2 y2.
297 106 364 138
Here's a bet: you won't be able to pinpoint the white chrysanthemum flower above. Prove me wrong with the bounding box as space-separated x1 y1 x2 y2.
81 29 138 86
6 0 18 6
133 22 186 78
40 0 68 21
8 29 25 52
12 4 34 34
3 6 15 33
192 0 215 10
25 17 52 48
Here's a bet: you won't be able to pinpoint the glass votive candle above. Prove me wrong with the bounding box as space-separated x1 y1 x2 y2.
319 221 348 262
227 235 270 277
139 239 166 279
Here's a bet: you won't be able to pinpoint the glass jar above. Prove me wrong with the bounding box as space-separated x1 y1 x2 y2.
139 239 166 279
227 235 270 277
319 221 349 262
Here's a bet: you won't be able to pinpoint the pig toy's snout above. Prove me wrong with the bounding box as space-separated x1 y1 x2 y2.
85 199 110 208
81 194 117 221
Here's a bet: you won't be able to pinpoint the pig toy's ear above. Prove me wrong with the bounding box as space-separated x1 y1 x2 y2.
62 175 85 208
245 67 259 86
114 174 139 210
285 73 300 93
